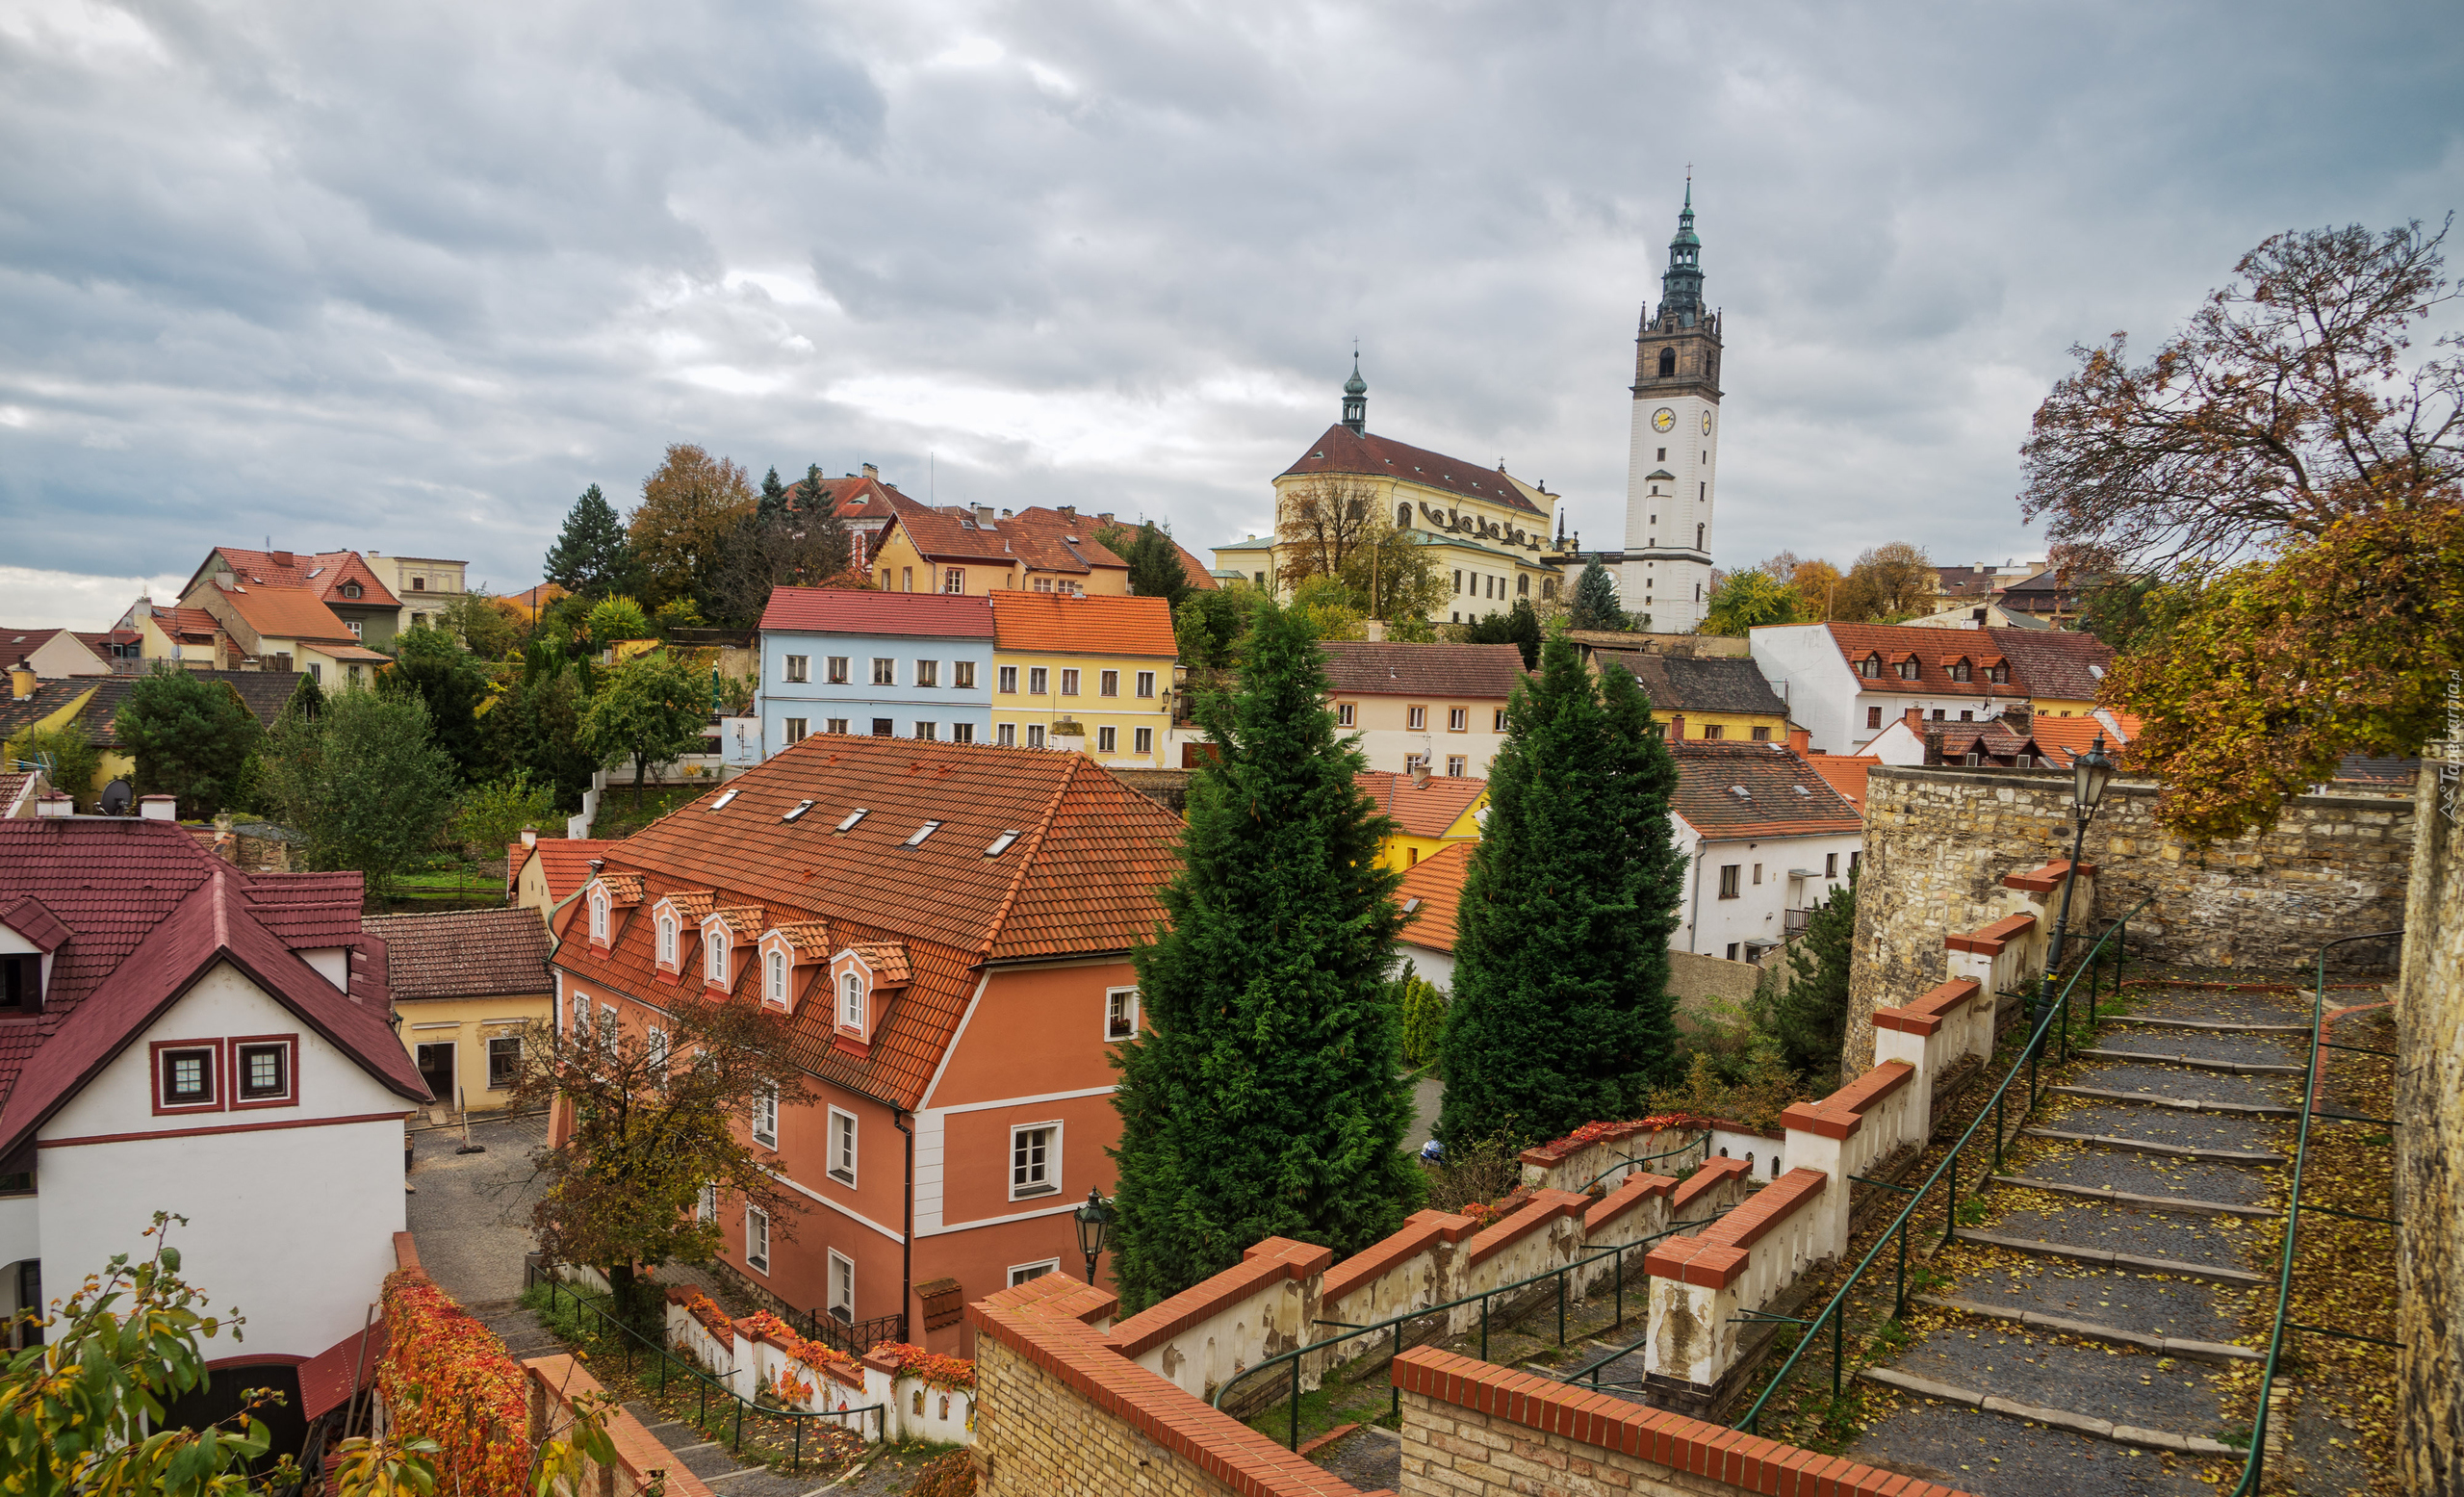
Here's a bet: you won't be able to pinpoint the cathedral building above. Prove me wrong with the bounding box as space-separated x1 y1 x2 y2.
1616 182 1723 632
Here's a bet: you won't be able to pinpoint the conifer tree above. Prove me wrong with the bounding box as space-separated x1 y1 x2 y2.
757 465 790 521
1755 873 1856 1086
1109 601 1421 1311
545 484 634 598
1437 632 1685 1149
1569 560 1624 632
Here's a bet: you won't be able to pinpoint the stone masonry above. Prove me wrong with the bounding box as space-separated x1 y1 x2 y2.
2397 758 2463 1496
1844 766 2412 1071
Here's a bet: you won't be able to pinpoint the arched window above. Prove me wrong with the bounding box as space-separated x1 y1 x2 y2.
1898 658 1919 681
767 949 786 1006
657 916 677 966
1860 655 1881 679
1396 503 1412 529
1695 524 1705 550
1658 348 1677 377
1989 662 2009 684
589 893 607 941
706 929 728 983
840 971 863 1029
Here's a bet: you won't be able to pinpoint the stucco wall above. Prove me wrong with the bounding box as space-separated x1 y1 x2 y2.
2397 760 2462 1494
1843 766 2413 1071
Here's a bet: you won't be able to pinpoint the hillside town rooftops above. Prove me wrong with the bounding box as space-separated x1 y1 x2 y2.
365 908 553 1001
1319 641 1524 698
1671 741 1864 839
1599 651 1787 718
213 583 364 644
987 591 1175 657
1395 841 1473 952
1987 627 2114 702
188 548 401 610
1282 422 1549 518
759 588 996 637
1354 770 1486 839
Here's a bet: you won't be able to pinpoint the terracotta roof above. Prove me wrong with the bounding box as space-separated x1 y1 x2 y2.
1672 742 1863 839
551 736 1181 1108
1599 652 1786 717
658 890 718 922
1355 771 1486 839
173 669 309 729
1988 627 2114 702
1803 755 1881 812
1281 422 1548 519
0 772 32 817
214 584 361 644
1395 841 1472 953
759 588 995 637
1005 508 1130 577
843 941 911 985
297 1318 388 1421
152 606 220 642
1319 641 1524 698
363 908 553 1001
507 839 620 904
767 919 834 958
707 905 764 942
0 628 103 671
880 508 1028 567
2026 713 2131 768
986 592 1175 657
1814 623 2027 700
192 549 400 610
0 818 425 1153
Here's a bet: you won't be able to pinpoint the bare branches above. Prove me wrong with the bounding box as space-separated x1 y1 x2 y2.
1274 477 1386 585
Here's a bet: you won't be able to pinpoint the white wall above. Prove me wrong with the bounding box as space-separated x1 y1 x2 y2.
1748 627 2017 754
1395 942 1454 993
1676 819 1862 961
38 962 411 1359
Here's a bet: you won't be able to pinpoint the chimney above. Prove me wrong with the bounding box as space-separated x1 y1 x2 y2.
270 550 295 568
1923 730 1945 766
35 792 72 818
1001 508 1013 519
1903 706 1924 733
862 463 879 480
212 813 237 862
2001 701 2033 733
1096 512 1114 524
9 660 35 700
1409 760 1430 788
1058 504 1076 519
1786 724 1810 755
975 504 997 527
521 827 539 848
140 794 178 821
1363 619 1387 642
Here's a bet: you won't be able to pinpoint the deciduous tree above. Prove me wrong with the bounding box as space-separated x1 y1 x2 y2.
1701 569 1805 636
629 445 755 612
379 627 496 783
544 483 635 599
1834 542 1938 622
3 721 103 813
114 667 264 818
1438 633 1685 1149
706 463 859 626
1272 477 1385 586
579 648 709 791
1336 520 1447 626
264 689 459 899
1108 600 1421 1311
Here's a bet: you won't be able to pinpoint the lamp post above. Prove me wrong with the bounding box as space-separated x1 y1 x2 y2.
1072 1188 1116 1285
2040 734 2117 1010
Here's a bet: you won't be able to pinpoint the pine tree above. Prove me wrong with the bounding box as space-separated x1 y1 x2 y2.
545 484 634 598
1570 561 1624 632
794 463 854 583
757 465 790 522
1109 600 1422 1311
1437 632 1686 1149
1464 597 1543 667
1756 872 1857 1087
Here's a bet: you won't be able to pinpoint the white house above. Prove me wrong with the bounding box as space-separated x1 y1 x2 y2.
1319 641 1525 777
1748 622 2025 756
1669 742 1864 964
0 801 428 1451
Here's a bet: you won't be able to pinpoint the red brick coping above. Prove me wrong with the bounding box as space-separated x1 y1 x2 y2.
1645 1168 1828 1290
526 1354 717 1497
970 1283 1381 1497
1105 1236 1333 1358
1873 977 1981 1037
1583 1172 1681 1233
2002 860 2093 893
1945 912 2036 957
1463 1188 1592 1269
1392 1346 1974 1496
1320 1209 1478 1303
1780 1060 1915 1141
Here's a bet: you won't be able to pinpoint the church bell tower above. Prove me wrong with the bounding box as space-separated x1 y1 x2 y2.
1618 180 1723 633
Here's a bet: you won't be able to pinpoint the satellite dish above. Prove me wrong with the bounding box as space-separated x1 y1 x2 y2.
99 779 133 815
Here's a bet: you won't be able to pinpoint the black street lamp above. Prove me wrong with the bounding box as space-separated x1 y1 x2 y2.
1072 1188 1116 1285
2040 734 2118 1004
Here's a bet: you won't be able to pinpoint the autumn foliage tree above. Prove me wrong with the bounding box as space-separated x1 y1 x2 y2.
1833 542 1938 622
2023 219 2464 838
629 445 755 612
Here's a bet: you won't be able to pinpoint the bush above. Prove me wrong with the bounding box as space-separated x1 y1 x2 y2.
906 1450 976 1497
4 722 102 811
1397 973 1447 1070
1420 1132 1525 1217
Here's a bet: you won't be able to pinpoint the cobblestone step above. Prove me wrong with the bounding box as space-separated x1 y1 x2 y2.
2019 1126 2285 1166
1952 1228 2265 1286
1987 1174 2272 1219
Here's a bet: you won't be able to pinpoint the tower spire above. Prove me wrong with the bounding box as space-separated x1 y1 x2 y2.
1341 346 1368 434
1659 175 1705 325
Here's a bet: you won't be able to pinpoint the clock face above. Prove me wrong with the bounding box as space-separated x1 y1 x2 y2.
1652 407 1675 433
1702 411 1713 435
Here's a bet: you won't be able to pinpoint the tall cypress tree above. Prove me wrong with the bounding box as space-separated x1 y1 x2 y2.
1437 632 1685 1149
1109 600 1421 1312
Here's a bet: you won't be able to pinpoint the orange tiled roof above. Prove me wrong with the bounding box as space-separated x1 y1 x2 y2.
1803 755 1881 813
1355 770 1486 839
768 919 834 958
1673 742 1863 839
659 890 718 921
506 839 621 903
551 736 1182 1108
708 905 764 942
214 584 361 644
1395 842 1472 953
988 591 1175 657
1818 623 2023 700
844 941 912 985
2026 713 2133 767
198 549 400 609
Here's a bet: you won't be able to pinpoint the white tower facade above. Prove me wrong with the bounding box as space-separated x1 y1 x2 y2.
1618 184 1722 633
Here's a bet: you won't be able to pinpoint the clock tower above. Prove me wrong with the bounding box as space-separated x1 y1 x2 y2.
1618 181 1723 632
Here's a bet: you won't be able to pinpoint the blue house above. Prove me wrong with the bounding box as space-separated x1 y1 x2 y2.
756 589 995 757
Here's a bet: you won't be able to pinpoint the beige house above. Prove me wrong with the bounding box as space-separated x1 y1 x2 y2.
0 629 113 680
365 554 468 633
363 908 553 1116
1321 641 1525 777
194 584 391 685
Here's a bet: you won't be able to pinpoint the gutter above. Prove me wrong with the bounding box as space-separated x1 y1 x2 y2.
894 1109 915 1344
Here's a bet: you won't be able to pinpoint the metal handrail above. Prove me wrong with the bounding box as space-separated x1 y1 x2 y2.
1731 897 2151 1436
526 1263 886 1471
1211 1206 1734 1449
2230 927 2403 1496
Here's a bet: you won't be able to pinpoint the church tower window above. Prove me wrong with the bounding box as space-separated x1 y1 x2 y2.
1658 348 1677 377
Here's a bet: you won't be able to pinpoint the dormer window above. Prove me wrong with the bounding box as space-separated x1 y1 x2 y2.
1989 662 2010 684
840 970 863 1029
766 949 787 1007
1859 655 1881 679
1896 658 1919 681
657 915 679 968
1949 659 1973 683
706 928 728 985
589 892 608 942
342 581 362 599
0 955 38 1011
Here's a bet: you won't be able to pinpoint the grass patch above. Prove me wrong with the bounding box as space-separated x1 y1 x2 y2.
594 785 706 839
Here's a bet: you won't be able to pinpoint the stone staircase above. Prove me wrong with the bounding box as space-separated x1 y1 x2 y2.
470 1301 844 1497
1840 984 2311 1495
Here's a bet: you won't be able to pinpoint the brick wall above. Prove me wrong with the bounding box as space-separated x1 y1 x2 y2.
1845 766 2412 1071
2397 762 2461 1492
1393 1347 1970 1497
526 1355 715 1497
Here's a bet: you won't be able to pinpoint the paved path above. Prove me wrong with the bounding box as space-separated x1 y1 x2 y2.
406 1111 548 1306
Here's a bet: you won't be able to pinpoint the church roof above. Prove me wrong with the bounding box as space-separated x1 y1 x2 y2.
1280 424 1547 519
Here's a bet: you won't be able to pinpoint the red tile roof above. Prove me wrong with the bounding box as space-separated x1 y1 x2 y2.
1988 627 2115 702
1804 755 1881 812
214 584 362 644
552 736 1182 1108
1672 742 1864 839
192 549 400 610
2026 713 2132 767
364 908 553 1001
506 839 620 904
1355 771 1486 839
1395 842 1472 953
759 588 995 637
1319 641 1524 698
986 592 1175 657
1813 622 2026 700
0 819 427 1156
1282 422 1548 519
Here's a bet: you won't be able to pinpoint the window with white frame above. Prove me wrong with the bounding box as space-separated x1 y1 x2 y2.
1099 669 1118 697
829 1108 858 1184
784 655 809 684
1105 987 1140 1042
1447 756 1467 777
872 658 895 685
699 1182 717 1221
827 657 850 684
648 1026 668 1071
157 1044 218 1111
916 659 938 687
745 1206 770 1274
657 914 678 967
996 723 1016 746
1448 708 1469 732
1136 670 1156 698
235 1039 295 1105
706 926 728 984
1335 702 1355 727
1026 725 1046 749
1406 706 1427 730
998 665 1017 693
597 1005 618 1050
1403 752 1428 773
589 893 607 942
828 1252 854 1318
571 993 589 1037
1060 668 1080 695
765 948 788 1007
955 660 976 688
754 1084 779 1149
1008 1259 1061 1287
1028 667 1048 694
784 718 808 744
1010 1122 1059 1199
1494 709 1507 731
1096 726 1116 753
840 970 863 1030
1134 727 1152 755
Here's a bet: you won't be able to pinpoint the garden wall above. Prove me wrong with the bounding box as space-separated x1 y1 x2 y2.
2397 759 2462 1493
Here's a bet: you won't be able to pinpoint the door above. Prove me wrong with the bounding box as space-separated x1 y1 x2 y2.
416 1043 456 1109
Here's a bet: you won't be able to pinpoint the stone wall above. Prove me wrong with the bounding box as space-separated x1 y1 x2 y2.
1844 767 2412 1071
2397 759 2462 1495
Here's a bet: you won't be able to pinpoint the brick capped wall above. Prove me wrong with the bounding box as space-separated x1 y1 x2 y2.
1844 767 2412 1071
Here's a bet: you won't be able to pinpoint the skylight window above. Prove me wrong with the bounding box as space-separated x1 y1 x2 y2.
836 808 869 833
1401 897 1422 915
904 821 942 847
984 830 1021 857
1731 786 1750 798
711 788 739 810
782 800 815 822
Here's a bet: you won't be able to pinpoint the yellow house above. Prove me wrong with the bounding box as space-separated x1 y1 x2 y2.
123 602 223 665
0 675 136 808
1357 768 1488 873
363 908 554 1116
1594 650 1791 745
871 503 1219 601
986 591 1175 768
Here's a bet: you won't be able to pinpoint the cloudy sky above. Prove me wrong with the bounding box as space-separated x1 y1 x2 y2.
4 1 2459 626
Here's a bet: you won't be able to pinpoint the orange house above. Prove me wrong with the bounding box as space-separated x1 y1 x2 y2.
550 735 1179 1358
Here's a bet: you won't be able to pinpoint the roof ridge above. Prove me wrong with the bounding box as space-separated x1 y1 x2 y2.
974 756 1082 958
